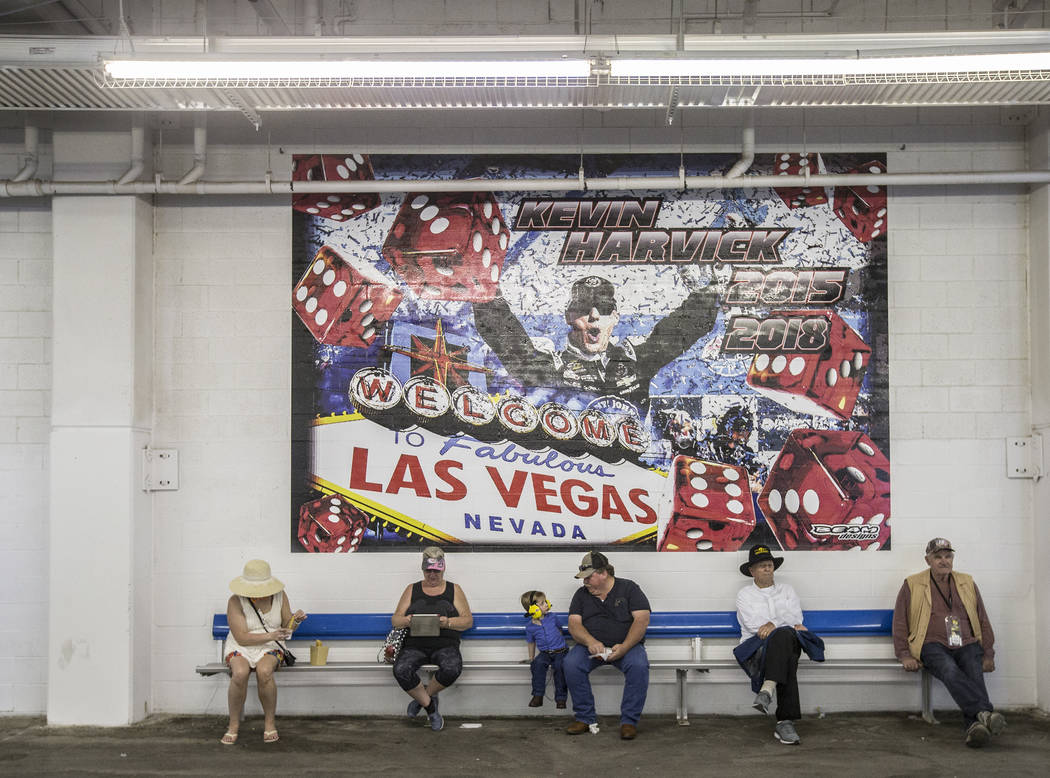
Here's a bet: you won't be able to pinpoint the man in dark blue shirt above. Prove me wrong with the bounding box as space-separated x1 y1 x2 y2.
565 551 651 740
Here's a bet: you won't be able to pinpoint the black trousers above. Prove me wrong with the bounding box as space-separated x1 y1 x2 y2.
764 627 802 721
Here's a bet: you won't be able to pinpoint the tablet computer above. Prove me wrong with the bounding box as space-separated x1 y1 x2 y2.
409 614 441 637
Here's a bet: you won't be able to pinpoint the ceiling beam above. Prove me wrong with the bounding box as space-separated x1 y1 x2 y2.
247 0 292 36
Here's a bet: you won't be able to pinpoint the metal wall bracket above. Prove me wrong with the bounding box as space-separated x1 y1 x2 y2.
1006 435 1043 480
142 447 179 491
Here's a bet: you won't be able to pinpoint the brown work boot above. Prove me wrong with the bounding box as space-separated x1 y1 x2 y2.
556 700 567 709
528 695 543 707
566 720 590 735
620 724 637 740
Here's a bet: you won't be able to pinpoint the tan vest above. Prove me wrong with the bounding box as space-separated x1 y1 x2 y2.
905 570 981 659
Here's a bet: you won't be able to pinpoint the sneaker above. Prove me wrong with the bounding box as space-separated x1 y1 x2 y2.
528 695 543 707
774 720 800 745
753 690 773 716
966 721 990 748
407 699 422 717
977 710 1007 736
428 695 443 731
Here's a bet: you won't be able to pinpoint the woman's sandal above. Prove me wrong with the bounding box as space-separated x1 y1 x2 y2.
263 729 280 744
220 731 238 745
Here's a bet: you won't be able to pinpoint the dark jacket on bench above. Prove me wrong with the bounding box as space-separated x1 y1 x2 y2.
733 628 826 693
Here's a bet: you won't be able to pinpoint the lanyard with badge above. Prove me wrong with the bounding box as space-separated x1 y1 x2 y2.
931 572 963 647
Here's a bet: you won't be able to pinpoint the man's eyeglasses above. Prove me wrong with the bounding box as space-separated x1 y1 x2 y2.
568 300 616 317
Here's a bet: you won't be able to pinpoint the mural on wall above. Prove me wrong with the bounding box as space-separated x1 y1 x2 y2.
290 153 889 553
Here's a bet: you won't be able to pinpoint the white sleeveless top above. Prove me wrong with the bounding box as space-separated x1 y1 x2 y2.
223 592 285 668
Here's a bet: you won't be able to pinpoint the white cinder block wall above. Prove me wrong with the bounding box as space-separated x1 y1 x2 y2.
150 109 1035 717
0 200 51 714
0 105 1040 717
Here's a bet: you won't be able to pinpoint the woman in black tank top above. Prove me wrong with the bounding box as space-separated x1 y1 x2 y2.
390 547 473 731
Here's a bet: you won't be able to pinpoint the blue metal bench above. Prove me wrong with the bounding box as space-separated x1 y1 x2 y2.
197 609 929 724
203 608 895 641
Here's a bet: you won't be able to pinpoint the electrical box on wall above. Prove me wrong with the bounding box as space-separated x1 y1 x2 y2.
1006 436 1043 480
142 447 179 491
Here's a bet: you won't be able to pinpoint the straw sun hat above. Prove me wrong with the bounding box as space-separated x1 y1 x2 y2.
229 559 285 597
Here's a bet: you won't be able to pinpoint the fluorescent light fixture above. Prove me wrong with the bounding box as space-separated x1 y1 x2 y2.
104 59 592 80
610 51 1050 78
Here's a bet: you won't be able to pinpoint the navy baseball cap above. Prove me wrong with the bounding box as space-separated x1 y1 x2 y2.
568 276 617 314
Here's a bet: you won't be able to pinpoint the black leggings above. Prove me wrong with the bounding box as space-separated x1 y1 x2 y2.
393 645 463 691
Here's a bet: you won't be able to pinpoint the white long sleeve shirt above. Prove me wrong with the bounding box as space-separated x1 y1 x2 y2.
735 581 804 643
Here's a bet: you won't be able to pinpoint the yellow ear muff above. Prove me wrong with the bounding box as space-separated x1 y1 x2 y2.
528 604 543 619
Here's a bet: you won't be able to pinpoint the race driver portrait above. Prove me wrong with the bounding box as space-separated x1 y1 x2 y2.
472 268 719 414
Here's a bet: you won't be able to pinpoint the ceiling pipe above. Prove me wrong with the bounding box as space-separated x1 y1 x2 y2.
117 122 145 186
4 170 1050 198
177 116 207 186
304 0 324 36
725 113 755 178
11 124 39 183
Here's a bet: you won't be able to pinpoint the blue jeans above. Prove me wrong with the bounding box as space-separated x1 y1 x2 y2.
919 641 993 729
564 643 649 725
530 650 567 700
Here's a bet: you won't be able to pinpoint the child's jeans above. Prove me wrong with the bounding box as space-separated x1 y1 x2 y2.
531 648 568 700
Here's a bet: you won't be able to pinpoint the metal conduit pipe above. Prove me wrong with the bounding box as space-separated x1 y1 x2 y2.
11 125 38 183
117 123 145 186
4 170 1050 198
725 116 755 179
177 119 207 186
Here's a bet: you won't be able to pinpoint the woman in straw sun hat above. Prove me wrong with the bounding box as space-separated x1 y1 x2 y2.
220 559 306 745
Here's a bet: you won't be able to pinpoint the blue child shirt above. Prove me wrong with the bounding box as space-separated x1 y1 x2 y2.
525 614 567 652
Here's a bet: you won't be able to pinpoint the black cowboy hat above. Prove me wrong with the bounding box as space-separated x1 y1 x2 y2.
739 545 784 577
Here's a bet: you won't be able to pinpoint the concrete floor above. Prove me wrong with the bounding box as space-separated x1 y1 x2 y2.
2 710 1049 777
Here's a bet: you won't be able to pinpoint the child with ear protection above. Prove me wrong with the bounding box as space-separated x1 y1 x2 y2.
520 590 568 708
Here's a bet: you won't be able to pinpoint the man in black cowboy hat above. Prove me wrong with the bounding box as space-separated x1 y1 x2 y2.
473 270 718 413
892 538 1004 748
734 545 822 746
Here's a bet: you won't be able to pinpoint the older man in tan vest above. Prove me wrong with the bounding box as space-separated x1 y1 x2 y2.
892 538 1005 748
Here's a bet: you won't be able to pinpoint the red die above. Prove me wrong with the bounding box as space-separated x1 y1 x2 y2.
658 455 756 552
382 192 510 302
297 494 370 553
293 246 403 347
292 154 380 222
745 310 871 421
773 152 827 209
758 429 890 551
832 160 887 242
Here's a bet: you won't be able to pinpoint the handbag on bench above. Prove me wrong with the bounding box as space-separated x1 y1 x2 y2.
379 627 407 664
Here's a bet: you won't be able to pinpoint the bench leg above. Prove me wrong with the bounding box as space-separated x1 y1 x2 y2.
921 669 939 725
676 669 690 726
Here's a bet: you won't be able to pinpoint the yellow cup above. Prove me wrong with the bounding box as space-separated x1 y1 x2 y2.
310 643 329 666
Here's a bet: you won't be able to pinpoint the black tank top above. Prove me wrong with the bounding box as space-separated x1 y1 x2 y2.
404 580 460 649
